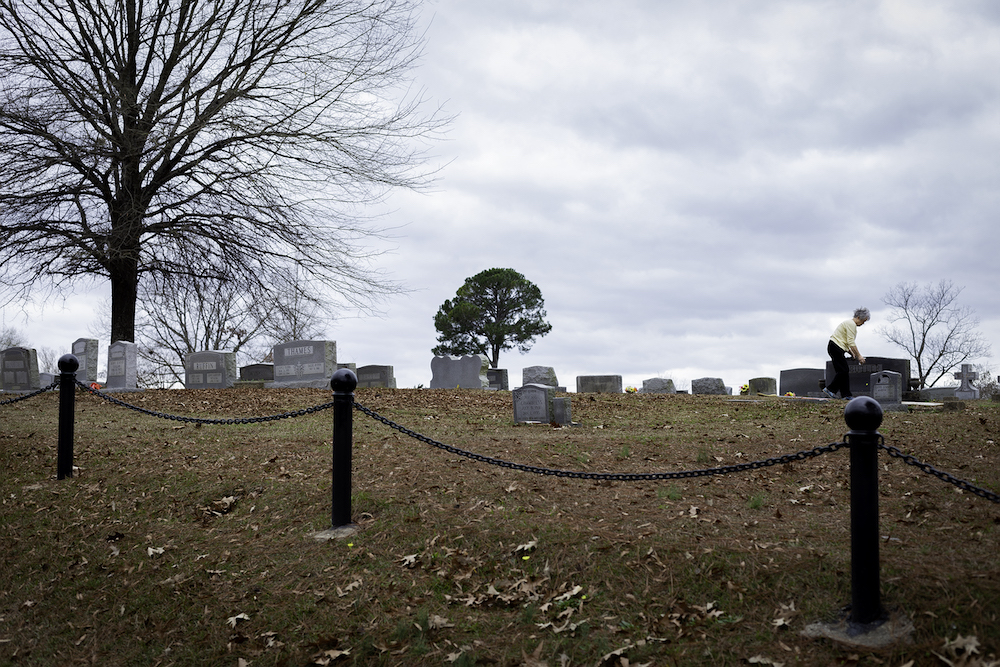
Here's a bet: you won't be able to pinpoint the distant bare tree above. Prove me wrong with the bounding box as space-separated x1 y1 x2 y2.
877 280 992 388
0 0 444 343
0 326 25 349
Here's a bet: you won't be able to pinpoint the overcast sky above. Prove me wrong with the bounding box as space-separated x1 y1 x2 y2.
4 0 999 391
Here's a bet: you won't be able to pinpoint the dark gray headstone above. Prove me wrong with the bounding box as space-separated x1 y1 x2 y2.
429 354 489 389
824 357 911 397
779 368 826 397
748 377 777 395
512 383 571 424
641 377 675 394
105 341 138 390
185 351 237 388
1 347 39 391
691 377 727 395
71 338 99 384
239 363 274 382
871 370 904 410
576 375 622 393
271 340 337 387
356 364 396 388
487 368 508 391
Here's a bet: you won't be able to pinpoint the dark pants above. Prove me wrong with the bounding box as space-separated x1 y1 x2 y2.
827 340 852 397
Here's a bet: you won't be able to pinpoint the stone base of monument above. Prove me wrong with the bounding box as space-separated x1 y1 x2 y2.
801 611 913 650
233 380 267 389
265 379 334 389
311 525 358 541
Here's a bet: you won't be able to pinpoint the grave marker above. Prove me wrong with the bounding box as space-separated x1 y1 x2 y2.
271 340 337 388
487 368 508 391
512 383 572 425
105 341 138 390
954 364 980 400
691 377 727 395
748 377 777 395
641 378 675 394
824 357 911 397
870 370 905 411
239 364 274 382
356 364 396 389
72 338 99 385
1 347 39 391
429 354 489 389
779 368 826 397
185 351 237 388
576 375 622 393
522 366 561 390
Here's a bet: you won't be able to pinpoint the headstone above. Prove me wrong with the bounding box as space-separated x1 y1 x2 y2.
1 347 40 391
239 363 274 382
954 364 980 400
487 368 508 391
576 375 622 393
429 354 489 389
871 370 905 411
747 377 777 395
356 364 396 389
512 383 570 424
185 351 237 389
71 338 99 385
691 377 727 395
824 357 911 397
779 368 826 397
523 366 559 388
105 341 139 390
270 340 337 388
641 378 676 394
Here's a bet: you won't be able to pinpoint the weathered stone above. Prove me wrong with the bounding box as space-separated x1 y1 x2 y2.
487 368 508 391
748 377 777 395
106 341 139 391
691 377 727 395
641 378 675 394
71 338 99 385
522 365 559 388
429 354 489 389
185 351 237 388
356 364 396 388
270 340 337 388
576 375 622 393
1 347 39 392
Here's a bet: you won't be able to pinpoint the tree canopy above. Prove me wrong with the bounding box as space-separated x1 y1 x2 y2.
433 268 552 368
877 280 992 388
0 0 444 344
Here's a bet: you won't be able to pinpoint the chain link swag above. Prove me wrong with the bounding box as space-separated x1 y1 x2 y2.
0 379 58 405
879 443 1000 503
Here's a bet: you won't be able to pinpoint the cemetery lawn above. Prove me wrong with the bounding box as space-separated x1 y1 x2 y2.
2 388 999 667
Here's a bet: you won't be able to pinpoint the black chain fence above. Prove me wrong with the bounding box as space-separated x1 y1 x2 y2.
73 380 336 424
0 379 59 405
354 401 1000 503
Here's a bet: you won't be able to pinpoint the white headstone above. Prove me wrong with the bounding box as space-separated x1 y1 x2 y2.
72 338 99 385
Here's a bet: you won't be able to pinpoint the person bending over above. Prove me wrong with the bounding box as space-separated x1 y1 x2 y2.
824 307 870 399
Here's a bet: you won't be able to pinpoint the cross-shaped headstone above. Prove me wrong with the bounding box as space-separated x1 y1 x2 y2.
954 364 978 392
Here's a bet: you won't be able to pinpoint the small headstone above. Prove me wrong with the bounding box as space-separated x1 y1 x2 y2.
523 366 559 388
1 347 40 392
691 377 727 395
552 397 572 425
487 368 508 391
576 375 622 393
185 351 237 388
871 370 905 411
429 354 489 389
747 377 777 396
779 368 826 397
356 364 396 388
105 341 139 390
72 338 99 385
954 364 980 400
239 363 274 382
271 340 337 388
641 378 675 394
513 383 555 422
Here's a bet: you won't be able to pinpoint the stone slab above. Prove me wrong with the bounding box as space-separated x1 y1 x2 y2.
576 375 622 393
641 378 675 394
105 341 139 390
270 340 337 388
71 338 99 384
185 351 237 389
356 364 396 389
429 354 489 389
691 377 727 395
1 347 39 392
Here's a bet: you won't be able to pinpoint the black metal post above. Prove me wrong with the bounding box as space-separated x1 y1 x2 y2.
57 354 80 480
330 368 358 528
843 396 885 626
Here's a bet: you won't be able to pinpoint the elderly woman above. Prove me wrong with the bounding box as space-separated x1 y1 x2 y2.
823 307 870 399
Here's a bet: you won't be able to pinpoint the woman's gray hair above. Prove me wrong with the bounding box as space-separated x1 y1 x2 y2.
854 307 871 321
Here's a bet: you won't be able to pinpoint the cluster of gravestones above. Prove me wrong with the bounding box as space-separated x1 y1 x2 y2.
0 338 397 392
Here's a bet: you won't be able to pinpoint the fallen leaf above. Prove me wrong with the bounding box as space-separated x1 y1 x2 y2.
227 612 250 628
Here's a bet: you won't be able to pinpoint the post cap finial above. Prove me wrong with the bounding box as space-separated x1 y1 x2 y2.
330 368 358 392
844 395 883 433
58 354 80 374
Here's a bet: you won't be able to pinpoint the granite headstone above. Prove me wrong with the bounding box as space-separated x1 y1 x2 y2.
429 354 489 389
105 341 139 390
356 364 396 388
71 338 99 385
779 368 826 397
185 351 237 389
641 378 676 394
576 375 622 393
747 377 777 396
1 347 39 391
487 368 508 391
691 377 727 395
271 340 337 388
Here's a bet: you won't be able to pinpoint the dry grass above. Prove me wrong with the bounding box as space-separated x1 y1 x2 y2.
1 387 999 666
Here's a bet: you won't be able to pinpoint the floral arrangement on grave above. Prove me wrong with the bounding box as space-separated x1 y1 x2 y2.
625 386 638 393
740 384 749 395
784 391 796 397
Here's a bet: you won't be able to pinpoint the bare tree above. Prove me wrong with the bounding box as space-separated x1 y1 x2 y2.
0 325 25 349
0 0 444 343
877 280 992 388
